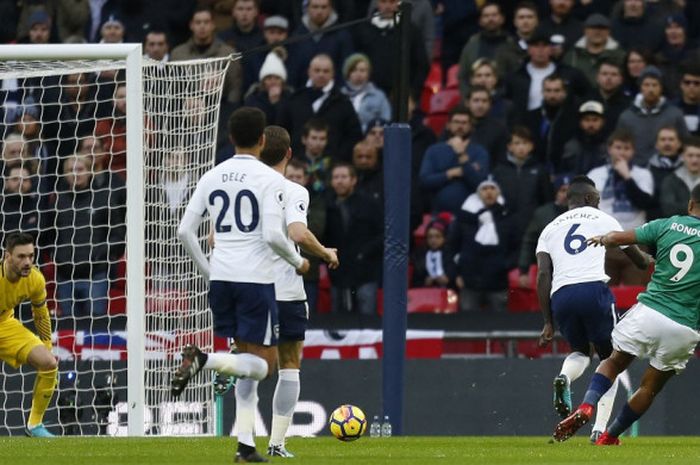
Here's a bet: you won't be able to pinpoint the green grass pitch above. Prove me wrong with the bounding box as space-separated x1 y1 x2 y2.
1 436 700 465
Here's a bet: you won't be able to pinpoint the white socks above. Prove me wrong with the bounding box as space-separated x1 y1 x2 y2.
269 369 300 447
235 378 259 447
560 351 590 383
593 377 619 433
203 353 268 380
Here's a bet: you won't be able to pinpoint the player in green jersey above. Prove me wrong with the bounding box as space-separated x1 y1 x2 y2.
553 181 700 445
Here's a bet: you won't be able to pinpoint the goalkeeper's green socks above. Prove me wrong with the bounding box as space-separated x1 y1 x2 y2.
28 368 57 428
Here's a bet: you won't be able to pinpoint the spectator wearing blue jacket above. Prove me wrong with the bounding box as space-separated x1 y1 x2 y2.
341 53 391 133
419 106 490 214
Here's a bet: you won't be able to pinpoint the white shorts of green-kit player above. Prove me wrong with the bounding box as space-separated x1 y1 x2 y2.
612 302 700 373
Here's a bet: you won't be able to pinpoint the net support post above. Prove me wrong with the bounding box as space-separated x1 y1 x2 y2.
381 124 411 435
124 43 146 436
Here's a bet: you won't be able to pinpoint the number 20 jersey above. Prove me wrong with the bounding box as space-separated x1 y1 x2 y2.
536 206 624 295
635 215 700 329
186 154 287 284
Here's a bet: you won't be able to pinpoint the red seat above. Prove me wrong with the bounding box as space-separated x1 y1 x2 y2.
428 88 461 115
611 286 645 310
420 61 443 114
317 264 331 313
408 287 458 314
423 114 449 136
445 64 460 90
507 266 540 312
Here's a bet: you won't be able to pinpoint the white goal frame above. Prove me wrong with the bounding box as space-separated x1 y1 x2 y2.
0 44 146 436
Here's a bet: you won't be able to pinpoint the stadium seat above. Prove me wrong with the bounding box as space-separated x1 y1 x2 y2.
108 288 126 314
420 61 443 114
376 287 458 315
507 266 540 312
610 285 645 311
407 287 458 314
424 88 461 136
445 64 460 90
317 264 332 313
428 88 461 115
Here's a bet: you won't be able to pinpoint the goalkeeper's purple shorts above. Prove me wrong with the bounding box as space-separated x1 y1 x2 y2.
209 281 279 346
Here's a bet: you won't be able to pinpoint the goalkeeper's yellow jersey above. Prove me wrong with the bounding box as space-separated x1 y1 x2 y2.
0 261 47 322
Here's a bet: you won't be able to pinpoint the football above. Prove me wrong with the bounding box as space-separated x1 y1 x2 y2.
328 404 367 441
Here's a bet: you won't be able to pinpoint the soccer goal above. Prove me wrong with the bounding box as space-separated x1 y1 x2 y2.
0 44 232 436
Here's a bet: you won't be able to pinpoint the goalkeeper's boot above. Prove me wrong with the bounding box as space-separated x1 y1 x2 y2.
553 403 593 442
594 431 621 446
268 444 295 458
171 344 207 398
234 445 268 463
553 374 572 418
26 423 55 437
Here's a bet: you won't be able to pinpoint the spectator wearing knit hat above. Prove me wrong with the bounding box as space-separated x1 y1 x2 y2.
23 10 52 44
340 53 391 133
243 50 292 124
449 177 518 313
616 65 689 165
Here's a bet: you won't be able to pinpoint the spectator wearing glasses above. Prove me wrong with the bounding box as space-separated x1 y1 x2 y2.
674 61 700 136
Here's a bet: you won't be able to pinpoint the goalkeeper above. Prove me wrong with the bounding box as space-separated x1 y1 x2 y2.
0 232 57 437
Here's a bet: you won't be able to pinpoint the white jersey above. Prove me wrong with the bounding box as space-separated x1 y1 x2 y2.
273 179 309 301
185 154 288 283
536 206 625 295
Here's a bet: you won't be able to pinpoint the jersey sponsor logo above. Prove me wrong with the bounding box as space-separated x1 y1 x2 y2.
295 200 307 214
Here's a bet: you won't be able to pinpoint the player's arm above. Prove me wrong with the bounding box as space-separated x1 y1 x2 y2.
30 273 52 350
536 251 554 348
588 230 652 270
287 222 339 269
177 180 210 280
178 210 211 280
263 180 309 274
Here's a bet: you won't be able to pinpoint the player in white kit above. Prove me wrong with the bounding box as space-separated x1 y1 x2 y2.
536 175 651 442
173 107 309 463
258 126 339 457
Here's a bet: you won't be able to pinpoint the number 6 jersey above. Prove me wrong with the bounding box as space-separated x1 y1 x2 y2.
634 215 700 329
536 206 625 296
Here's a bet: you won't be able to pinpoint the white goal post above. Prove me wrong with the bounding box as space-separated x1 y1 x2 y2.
0 44 231 436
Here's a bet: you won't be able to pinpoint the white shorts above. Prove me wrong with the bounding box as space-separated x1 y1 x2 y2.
612 302 700 373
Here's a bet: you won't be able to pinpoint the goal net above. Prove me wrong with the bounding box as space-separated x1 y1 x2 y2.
0 45 231 436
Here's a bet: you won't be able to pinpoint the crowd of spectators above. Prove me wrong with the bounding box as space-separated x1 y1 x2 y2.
2 0 700 317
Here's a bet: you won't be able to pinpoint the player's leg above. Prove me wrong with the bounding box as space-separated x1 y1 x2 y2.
550 285 591 418
268 300 307 457
599 365 674 443
234 341 276 463
25 344 58 436
0 318 58 437
268 341 302 457
553 349 635 442
230 282 280 463
599 306 700 444
171 282 269 397
587 285 618 441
